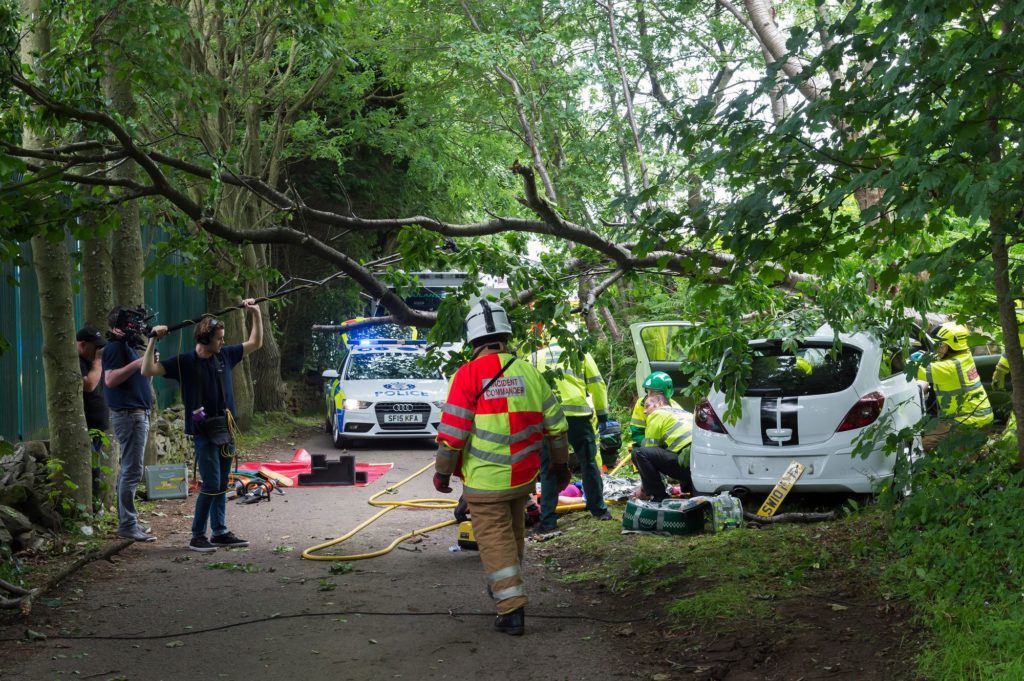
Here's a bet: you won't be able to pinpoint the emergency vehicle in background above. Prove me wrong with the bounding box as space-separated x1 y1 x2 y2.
319 272 508 448
322 339 447 448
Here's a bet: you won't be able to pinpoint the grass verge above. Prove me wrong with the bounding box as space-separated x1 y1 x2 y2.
884 441 1024 680
235 411 320 451
550 505 892 632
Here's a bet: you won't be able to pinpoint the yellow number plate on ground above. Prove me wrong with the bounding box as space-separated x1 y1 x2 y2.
756 460 806 518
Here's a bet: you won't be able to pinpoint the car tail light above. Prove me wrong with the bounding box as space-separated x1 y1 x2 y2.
836 391 884 432
695 399 728 434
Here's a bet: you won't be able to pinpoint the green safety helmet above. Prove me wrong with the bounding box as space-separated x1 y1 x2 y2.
642 371 674 399
930 323 970 352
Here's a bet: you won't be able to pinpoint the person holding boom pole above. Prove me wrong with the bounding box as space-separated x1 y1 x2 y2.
142 299 263 553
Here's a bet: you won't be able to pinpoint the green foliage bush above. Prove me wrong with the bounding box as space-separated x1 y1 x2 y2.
887 440 1024 679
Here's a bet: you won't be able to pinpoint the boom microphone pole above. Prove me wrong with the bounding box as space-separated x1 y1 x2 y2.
150 253 404 337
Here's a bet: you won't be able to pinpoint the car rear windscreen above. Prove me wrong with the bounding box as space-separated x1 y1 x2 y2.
746 343 861 397
346 353 442 381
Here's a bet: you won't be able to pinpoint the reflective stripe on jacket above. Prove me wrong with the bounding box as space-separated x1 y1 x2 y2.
629 396 683 444
530 345 608 418
641 407 694 466
437 352 568 497
918 352 994 427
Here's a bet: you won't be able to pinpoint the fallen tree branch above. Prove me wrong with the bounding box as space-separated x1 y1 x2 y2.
743 511 836 524
4 68 821 324
0 540 133 616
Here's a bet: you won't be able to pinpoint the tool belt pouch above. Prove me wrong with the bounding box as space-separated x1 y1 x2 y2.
199 415 232 446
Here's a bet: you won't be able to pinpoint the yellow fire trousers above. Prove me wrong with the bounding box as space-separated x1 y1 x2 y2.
467 495 528 614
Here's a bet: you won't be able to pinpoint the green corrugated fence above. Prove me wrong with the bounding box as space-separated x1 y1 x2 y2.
0 227 205 441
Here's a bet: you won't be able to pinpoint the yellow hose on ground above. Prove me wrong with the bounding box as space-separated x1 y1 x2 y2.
301 461 620 562
302 461 457 562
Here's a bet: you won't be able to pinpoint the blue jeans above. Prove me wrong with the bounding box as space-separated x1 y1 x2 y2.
191 434 233 539
111 410 149 533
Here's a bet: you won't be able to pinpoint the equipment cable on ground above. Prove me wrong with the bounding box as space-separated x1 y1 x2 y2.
0 609 645 642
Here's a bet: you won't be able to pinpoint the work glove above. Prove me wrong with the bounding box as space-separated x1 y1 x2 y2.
596 414 608 431
525 501 541 527
433 472 453 493
454 496 470 523
551 463 572 491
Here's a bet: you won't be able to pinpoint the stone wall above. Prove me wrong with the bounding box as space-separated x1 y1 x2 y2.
151 406 193 465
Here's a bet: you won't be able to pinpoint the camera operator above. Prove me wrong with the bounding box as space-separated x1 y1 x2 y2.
103 305 157 542
143 299 263 553
76 326 109 509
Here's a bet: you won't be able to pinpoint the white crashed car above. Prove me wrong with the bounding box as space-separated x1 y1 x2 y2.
690 327 924 494
322 340 448 447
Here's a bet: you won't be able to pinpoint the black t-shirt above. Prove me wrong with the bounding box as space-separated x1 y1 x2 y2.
79 355 109 431
101 339 153 411
160 344 244 435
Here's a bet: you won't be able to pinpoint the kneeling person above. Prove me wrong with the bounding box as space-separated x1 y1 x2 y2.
631 392 694 502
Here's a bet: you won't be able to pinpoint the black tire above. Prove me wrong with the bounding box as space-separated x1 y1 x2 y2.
332 416 347 449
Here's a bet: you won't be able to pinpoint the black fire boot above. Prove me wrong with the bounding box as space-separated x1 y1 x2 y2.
493 607 525 636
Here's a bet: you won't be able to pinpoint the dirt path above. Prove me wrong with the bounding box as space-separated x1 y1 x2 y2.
0 432 644 681
0 428 921 681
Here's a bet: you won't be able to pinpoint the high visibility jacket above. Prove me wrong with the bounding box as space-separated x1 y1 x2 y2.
641 407 694 466
629 396 683 444
918 352 994 428
530 345 608 419
436 352 568 499
994 323 1024 387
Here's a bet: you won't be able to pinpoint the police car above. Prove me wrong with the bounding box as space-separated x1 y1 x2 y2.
322 340 448 448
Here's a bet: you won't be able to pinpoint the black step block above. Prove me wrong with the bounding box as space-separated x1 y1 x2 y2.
298 455 357 485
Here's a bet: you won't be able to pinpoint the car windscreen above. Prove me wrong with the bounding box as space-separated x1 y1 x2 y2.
746 342 861 397
345 353 442 381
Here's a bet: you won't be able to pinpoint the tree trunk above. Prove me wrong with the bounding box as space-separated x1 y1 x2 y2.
990 216 1024 466
81 232 114 329
21 0 93 512
102 44 156 466
578 277 605 338
245 243 285 412
212 285 254 430
103 61 145 308
80 229 116 508
600 306 623 342
603 0 650 193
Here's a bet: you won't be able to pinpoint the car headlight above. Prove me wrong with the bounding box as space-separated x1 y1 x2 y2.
432 401 445 410
343 399 373 410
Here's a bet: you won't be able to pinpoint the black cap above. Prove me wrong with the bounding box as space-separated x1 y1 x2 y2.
76 325 107 347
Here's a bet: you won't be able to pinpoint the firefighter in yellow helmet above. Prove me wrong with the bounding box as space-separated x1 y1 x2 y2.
917 323 993 451
434 300 570 636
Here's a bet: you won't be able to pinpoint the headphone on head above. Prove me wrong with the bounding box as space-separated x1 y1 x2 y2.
197 318 224 345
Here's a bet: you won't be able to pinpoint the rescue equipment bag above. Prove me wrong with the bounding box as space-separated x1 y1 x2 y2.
622 498 708 535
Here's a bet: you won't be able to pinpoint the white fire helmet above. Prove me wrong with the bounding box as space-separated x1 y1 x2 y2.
465 300 512 345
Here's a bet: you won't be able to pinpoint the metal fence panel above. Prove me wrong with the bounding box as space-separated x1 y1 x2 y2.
0 228 205 441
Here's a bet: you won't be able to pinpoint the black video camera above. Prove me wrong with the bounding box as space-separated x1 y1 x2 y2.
110 306 155 349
